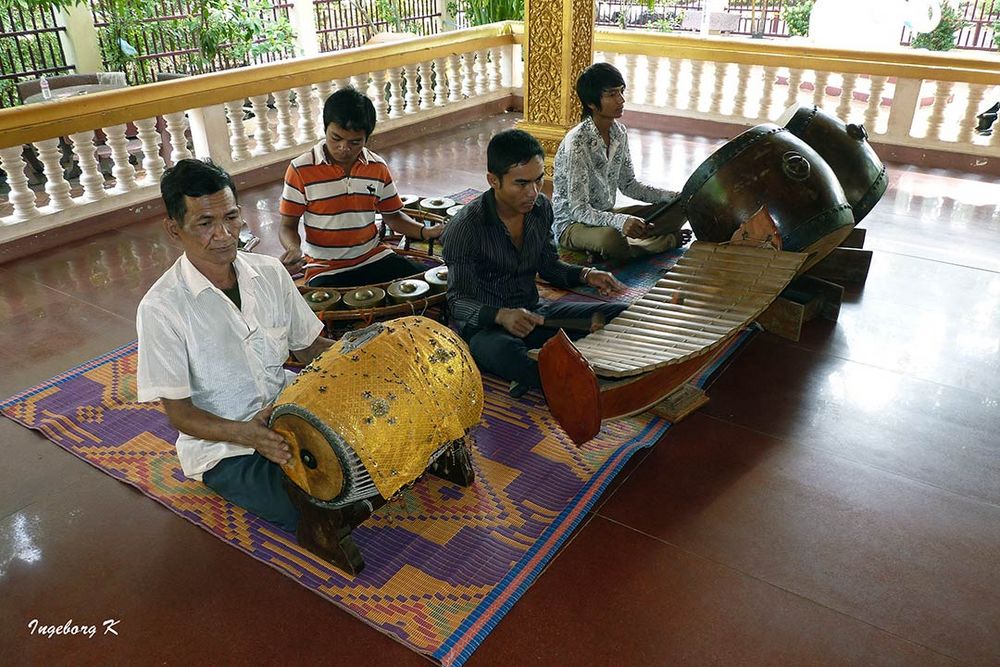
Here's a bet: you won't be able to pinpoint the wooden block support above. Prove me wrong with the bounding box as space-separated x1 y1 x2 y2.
839 227 867 249
807 247 873 284
649 383 709 424
756 275 844 342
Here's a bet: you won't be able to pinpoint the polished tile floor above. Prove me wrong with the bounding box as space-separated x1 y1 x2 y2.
1 114 998 665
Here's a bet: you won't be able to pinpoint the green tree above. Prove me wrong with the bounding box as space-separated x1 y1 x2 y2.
447 0 523 27
910 1 971 51
782 0 815 37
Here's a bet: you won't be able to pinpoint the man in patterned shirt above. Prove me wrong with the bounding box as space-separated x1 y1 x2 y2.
279 87 444 287
443 129 628 398
552 62 690 262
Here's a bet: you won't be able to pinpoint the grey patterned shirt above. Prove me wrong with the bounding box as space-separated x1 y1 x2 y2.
552 117 676 243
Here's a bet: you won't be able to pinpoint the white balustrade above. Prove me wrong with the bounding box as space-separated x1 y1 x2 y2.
388 68 405 119
273 90 296 149
404 64 420 113
813 71 831 109
68 131 107 202
162 112 193 163
102 124 138 192
369 70 388 122
959 83 988 144
733 63 751 119
433 57 448 106
474 49 488 96
784 67 803 111
223 101 252 162
0 146 40 221
134 117 166 183
35 138 74 211
864 76 888 134
418 62 434 110
447 55 463 103
248 96 275 155
461 53 474 98
644 55 659 106
668 57 683 110
294 85 318 142
488 49 503 92
836 73 859 123
761 65 778 121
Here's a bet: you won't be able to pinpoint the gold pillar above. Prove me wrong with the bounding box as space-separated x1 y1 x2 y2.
517 0 595 178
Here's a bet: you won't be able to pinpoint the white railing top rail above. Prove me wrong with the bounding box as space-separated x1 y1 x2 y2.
0 22 519 150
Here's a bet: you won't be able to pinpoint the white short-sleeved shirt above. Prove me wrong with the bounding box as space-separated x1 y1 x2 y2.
136 251 323 480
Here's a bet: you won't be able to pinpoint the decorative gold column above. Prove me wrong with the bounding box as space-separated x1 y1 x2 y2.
517 0 595 178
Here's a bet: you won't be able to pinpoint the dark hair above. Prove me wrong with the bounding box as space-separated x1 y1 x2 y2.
487 129 545 178
323 87 377 138
576 62 626 120
160 159 237 225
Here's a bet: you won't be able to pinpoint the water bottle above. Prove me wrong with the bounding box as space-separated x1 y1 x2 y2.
40 75 51 100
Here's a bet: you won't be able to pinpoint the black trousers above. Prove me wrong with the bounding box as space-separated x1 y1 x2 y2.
307 253 424 288
463 300 628 390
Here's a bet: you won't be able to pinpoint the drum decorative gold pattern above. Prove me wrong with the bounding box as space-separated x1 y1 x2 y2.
273 316 483 500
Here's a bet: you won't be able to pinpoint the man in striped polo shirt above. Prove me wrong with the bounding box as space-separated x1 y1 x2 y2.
279 87 444 287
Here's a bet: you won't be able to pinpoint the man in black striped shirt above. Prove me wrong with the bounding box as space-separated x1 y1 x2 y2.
442 129 628 398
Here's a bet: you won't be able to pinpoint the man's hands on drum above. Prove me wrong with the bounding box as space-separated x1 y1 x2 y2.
241 405 292 465
496 307 545 338
279 246 306 275
622 216 651 239
585 269 626 297
424 222 446 240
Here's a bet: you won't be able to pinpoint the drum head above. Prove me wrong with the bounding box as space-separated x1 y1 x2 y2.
272 409 345 503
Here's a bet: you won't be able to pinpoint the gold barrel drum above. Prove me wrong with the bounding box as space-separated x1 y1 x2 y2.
270 316 483 508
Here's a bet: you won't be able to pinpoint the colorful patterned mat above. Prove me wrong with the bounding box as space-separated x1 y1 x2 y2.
0 331 753 666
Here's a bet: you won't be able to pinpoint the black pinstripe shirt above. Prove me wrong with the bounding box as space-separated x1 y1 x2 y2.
441 190 587 334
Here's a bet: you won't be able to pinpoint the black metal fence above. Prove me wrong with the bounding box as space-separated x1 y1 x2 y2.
314 0 440 52
0 3 74 108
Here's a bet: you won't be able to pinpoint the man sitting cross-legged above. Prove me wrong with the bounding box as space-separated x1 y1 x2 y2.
442 129 629 398
137 158 335 532
552 62 691 263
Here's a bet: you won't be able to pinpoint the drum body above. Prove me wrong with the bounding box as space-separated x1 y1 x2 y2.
270 316 483 508
682 124 855 269
781 105 887 224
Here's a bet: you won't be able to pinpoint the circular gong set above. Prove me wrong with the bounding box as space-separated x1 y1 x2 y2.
298 194 466 335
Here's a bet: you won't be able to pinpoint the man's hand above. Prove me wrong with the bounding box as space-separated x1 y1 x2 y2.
239 406 291 465
496 307 544 338
586 269 626 297
424 222 446 240
279 246 305 275
622 216 650 239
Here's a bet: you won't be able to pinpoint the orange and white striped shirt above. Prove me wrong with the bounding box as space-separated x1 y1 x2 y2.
280 143 404 280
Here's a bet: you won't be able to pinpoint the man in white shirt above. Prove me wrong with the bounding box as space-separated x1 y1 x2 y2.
137 159 333 531
552 62 690 262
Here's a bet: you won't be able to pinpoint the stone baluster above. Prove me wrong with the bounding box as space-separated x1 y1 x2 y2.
162 112 193 163
248 95 274 155
474 49 488 96
925 80 954 141
734 63 752 119
334 78 350 91
0 146 40 221
315 81 333 110
760 65 778 120
489 48 503 91
621 53 638 104
813 71 830 108
688 59 705 112
134 117 166 183
404 63 420 113
387 67 404 119
67 131 107 202
102 124 138 191
864 75 888 133
836 73 859 122
461 53 474 98
784 67 803 111
273 90 296 149
644 55 660 106
705 62 725 116
294 85 318 142
418 61 434 110
223 100 252 161
447 55 463 102
369 70 388 121
350 75 366 92
958 83 987 144
667 57 683 110
35 138 75 211
433 57 448 106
